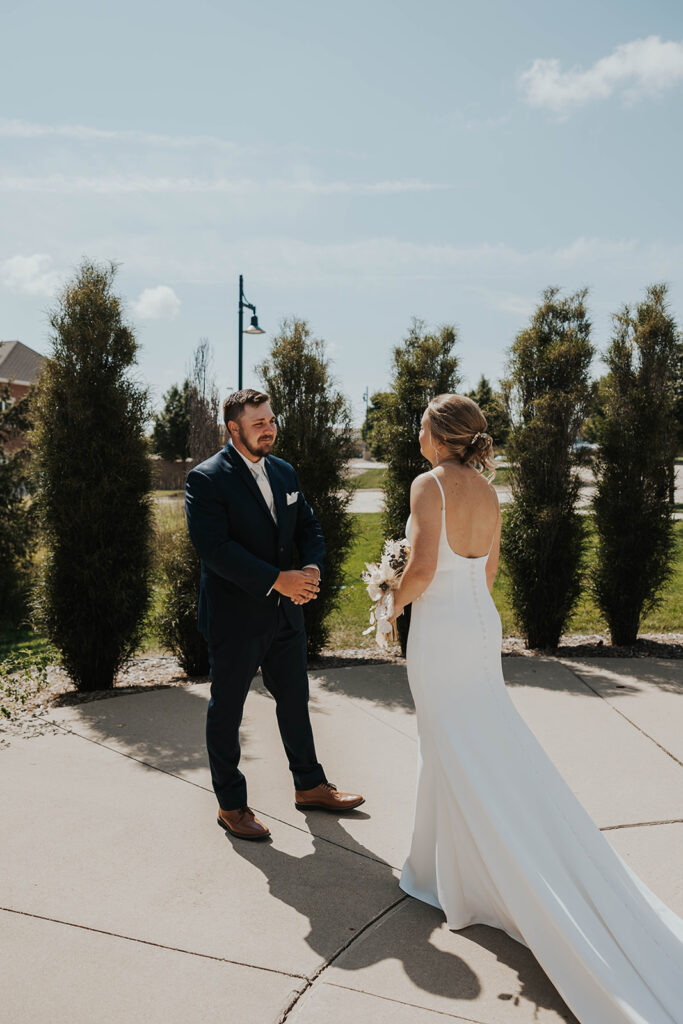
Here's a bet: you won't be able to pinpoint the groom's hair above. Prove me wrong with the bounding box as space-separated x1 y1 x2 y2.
222 388 271 429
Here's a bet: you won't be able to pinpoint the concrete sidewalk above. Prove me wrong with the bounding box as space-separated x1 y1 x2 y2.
1 656 682 1023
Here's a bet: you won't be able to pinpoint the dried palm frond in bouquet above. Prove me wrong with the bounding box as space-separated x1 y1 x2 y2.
361 537 411 648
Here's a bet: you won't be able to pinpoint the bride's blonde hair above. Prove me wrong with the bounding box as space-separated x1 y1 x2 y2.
426 394 496 481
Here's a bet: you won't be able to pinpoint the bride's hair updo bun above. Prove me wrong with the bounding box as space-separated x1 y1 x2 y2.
426 394 496 480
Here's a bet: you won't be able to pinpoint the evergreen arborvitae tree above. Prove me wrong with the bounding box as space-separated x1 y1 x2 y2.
465 375 511 447
256 317 356 657
674 339 683 454
361 391 393 460
500 286 594 649
0 385 36 627
581 376 609 445
31 260 154 691
381 318 462 653
590 283 681 645
151 379 192 460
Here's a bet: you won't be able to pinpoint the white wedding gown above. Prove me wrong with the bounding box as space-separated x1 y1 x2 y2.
399 469 683 1024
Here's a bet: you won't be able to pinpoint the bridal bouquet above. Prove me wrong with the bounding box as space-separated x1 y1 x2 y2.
361 537 411 648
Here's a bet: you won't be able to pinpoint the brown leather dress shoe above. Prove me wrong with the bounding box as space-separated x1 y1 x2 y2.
294 781 365 812
217 805 271 840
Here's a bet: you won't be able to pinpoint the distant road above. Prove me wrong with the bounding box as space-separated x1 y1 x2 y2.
346 460 683 519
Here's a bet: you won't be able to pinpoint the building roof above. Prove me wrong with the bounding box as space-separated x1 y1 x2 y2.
0 340 46 385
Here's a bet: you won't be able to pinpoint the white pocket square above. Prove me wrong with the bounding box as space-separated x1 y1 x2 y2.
286 491 299 505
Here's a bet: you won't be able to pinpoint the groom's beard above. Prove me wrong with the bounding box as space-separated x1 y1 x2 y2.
238 425 275 458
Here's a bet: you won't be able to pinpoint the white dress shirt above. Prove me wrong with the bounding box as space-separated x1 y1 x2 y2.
229 439 320 597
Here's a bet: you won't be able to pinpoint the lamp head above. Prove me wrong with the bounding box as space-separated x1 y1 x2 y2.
244 314 265 335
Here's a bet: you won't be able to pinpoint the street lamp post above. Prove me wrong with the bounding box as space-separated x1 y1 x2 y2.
238 274 265 390
362 386 369 454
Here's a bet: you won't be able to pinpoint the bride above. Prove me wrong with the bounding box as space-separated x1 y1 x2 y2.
388 393 683 1024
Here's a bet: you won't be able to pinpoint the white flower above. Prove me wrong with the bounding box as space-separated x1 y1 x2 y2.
360 541 408 649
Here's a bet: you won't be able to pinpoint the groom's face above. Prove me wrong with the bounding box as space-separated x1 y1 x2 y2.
231 401 278 459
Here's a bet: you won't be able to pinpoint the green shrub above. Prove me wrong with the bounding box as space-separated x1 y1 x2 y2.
380 318 462 653
153 523 209 675
465 375 511 447
257 317 356 657
591 284 681 644
30 260 154 691
500 286 594 649
0 385 37 628
152 379 192 460
0 644 54 720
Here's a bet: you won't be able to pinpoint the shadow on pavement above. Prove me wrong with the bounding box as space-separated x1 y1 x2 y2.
226 810 576 1021
51 684 262 777
562 658 683 696
311 664 415 711
312 658 683 710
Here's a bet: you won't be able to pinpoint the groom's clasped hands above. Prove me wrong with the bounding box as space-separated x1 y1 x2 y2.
273 565 321 605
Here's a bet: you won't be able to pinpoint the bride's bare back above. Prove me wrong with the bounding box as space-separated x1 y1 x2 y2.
430 461 500 560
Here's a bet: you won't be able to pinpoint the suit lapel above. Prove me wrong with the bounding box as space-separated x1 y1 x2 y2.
224 443 277 531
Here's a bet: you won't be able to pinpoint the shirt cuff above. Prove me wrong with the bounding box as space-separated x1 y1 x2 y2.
266 568 280 597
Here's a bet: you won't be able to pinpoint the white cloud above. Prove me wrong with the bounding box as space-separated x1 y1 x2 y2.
0 118 269 156
0 253 62 296
196 235 683 302
519 35 683 114
0 174 451 196
133 285 181 320
88 231 680 299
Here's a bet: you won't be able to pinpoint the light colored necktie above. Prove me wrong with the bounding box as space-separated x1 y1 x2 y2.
252 461 277 525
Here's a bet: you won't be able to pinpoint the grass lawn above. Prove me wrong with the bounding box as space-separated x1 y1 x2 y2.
350 465 510 489
352 467 387 489
326 513 386 649
325 511 683 649
0 628 54 662
3 507 681 665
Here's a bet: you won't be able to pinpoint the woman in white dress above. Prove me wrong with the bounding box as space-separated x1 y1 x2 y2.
388 393 683 1024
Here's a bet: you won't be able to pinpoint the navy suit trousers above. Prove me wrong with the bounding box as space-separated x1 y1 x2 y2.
206 602 327 810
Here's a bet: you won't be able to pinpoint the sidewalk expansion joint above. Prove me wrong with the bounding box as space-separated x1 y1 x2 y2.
278 895 408 1023
45 719 398 870
600 818 683 831
325 982 495 1023
558 664 683 767
0 906 307 979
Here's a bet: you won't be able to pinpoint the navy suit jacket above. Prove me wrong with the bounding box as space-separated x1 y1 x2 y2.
185 442 326 641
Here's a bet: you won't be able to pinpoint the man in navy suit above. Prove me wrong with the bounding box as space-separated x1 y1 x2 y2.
185 388 364 840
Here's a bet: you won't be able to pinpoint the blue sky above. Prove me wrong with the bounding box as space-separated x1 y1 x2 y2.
2 0 682 425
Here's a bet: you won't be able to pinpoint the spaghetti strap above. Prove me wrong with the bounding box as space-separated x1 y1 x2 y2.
429 470 446 518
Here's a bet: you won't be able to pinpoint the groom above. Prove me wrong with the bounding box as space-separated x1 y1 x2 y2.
185 388 364 840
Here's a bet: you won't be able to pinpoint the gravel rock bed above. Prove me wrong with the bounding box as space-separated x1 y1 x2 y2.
2 634 681 733
311 633 683 667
